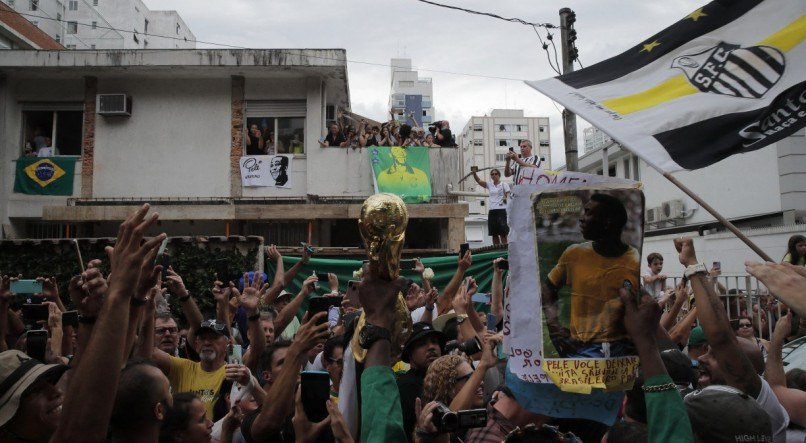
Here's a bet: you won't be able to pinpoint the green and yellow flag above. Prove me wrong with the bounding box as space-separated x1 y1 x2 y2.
370 146 431 203
14 157 75 195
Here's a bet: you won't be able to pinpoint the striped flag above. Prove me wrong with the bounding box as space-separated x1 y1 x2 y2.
527 0 805 172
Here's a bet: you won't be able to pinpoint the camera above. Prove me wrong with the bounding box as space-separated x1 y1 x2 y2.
431 402 487 433
444 337 482 355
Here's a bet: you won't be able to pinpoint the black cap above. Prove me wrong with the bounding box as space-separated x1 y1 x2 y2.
660 348 696 393
401 322 446 363
685 385 773 443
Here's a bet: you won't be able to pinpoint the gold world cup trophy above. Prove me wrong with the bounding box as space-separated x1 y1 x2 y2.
351 193 413 363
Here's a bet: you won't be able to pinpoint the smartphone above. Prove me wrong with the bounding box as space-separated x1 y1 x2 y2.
313 271 328 282
471 166 479 172
154 237 169 265
22 304 49 324
10 280 43 295
713 261 721 271
508 147 514 152
214 259 233 284
300 371 330 422
73 239 85 274
26 330 48 362
227 344 243 365
62 310 79 328
496 259 509 270
486 313 497 332
300 242 315 255
471 292 490 304
327 306 340 328
496 342 507 360
459 243 470 259
308 296 344 325
160 253 171 280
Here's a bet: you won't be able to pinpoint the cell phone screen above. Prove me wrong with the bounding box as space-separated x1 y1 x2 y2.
459 243 470 259
497 259 509 270
486 313 497 332
26 331 47 362
308 296 343 325
301 371 330 422
228 344 243 365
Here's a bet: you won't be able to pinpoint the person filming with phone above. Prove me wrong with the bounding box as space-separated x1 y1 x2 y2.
471 168 510 246
504 140 540 184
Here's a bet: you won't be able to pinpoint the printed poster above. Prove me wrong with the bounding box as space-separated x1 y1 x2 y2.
503 170 642 423
240 155 293 188
370 146 431 203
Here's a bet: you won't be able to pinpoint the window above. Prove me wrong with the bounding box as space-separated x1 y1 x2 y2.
25 222 78 239
473 140 482 146
540 140 549 147
422 110 427 117
244 114 306 155
495 154 507 162
67 21 77 34
66 44 77 49
176 23 180 34
473 124 482 132
498 124 505 131
144 19 148 33
22 109 83 156
398 81 414 87
90 44 95 49
68 0 77 10
539 126 546 132
623 159 631 179
498 139 507 147
608 165 616 177
29 0 37 11
516 125 524 131
91 21 97 29
56 35 61 43
632 156 641 180
56 13 61 21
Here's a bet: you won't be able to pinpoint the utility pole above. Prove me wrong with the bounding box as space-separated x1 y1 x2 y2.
559 7 579 171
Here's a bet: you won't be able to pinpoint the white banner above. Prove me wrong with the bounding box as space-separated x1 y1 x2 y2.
504 170 637 385
240 155 293 188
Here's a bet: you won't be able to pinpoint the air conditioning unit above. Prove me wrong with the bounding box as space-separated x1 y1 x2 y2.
646 207 661 223
662 199 685 219
96 94 132 116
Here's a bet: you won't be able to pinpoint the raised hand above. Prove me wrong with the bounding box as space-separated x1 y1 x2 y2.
458 250 473 271
358 267 407 330
45 301 62 330
0 275 12 302
225 363 251 386
620 287 661 349
38 276 59 302
327 273 339 293
265 244 281 262
292 387 331 443
413 258 425 275
674 237 698 267
240 272 263 313
292 312 330 354
104 204 165 296
164 267 189 298
300 275 318 297
414 398 441 436
69 267 107 317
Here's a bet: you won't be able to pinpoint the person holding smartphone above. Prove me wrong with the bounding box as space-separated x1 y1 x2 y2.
471 168 510 246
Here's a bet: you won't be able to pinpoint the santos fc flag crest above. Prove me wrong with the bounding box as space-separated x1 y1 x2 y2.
14 157 75 195
527 0 804 172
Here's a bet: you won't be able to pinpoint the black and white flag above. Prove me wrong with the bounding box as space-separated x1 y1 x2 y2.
527 0 804 172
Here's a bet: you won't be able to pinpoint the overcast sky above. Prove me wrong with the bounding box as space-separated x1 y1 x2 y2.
144 0 704 168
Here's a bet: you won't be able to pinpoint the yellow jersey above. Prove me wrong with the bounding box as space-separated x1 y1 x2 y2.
168 356 227 419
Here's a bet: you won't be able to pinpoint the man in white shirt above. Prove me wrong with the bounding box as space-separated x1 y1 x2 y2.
504 140 540 185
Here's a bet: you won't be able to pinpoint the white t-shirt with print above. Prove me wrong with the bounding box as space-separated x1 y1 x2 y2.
642 269 665 299
756 377 791 443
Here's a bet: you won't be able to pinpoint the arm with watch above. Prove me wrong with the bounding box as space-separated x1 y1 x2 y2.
675 237 761 397
67 262 108 368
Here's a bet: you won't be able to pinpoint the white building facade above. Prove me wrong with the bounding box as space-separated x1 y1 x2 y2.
457 109 550 246
0 49 467 253
388 58 434 128
1 0 195 49
561 127 806 278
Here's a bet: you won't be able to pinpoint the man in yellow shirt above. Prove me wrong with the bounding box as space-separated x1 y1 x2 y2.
542 193 639 358
152 319 229 418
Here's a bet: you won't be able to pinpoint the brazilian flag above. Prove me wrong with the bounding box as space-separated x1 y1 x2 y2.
14 157 75 195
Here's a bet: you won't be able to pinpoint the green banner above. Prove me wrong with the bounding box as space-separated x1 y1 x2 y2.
14 157 75 196
267 250 508 314
370 146 431 203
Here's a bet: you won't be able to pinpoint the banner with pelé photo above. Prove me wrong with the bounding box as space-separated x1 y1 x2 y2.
14 157 75 196
369 146 431 203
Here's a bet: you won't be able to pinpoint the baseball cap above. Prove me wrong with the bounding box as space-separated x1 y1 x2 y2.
0 350 68 427
401 322 446 363
276 290 293 301
660 348 696 395
684 385 773 443
197 319 230 338
688 326 707 347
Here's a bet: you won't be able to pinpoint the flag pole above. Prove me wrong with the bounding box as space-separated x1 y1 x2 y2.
661 172 774 262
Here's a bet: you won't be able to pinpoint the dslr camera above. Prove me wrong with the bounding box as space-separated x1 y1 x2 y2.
444 337 482 355
431 402 487 433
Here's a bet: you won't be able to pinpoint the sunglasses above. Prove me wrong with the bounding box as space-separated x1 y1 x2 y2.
200 321 227 332
739 323 752 328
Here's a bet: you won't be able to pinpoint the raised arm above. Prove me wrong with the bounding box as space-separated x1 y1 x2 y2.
281 245 308 287
54 204 165 443
471 171 487 188
490 258 505 323
440 251 472 315
765 312 806 426
248 312 329 439
450 335 500 411
66 261 107 368
165 267 203 346
677 237 761 397
660 281 688 331
274 275 317 336
746 261 806 317
240 272 265 369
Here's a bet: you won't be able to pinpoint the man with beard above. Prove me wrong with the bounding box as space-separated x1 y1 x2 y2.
153 319 230 419
541 193 640 358
397 322 446 442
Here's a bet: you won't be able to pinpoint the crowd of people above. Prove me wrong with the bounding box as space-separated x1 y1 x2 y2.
0 204 805 443
318 109 455 149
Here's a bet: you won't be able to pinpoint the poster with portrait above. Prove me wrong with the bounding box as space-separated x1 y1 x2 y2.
239 155 293 188
504 173 643 424
369 146 431 203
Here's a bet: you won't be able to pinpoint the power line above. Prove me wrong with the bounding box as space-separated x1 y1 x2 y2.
412 0 557 29
2 10 528 82
531 25 560 75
